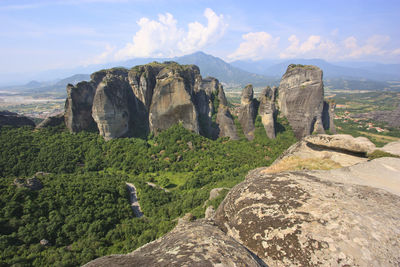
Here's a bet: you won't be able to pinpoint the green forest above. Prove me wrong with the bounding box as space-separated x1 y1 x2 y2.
0 116 297 266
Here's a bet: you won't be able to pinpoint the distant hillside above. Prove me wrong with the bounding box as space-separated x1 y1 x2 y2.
231 58 400 81
173 52 277 87
4 52 400 93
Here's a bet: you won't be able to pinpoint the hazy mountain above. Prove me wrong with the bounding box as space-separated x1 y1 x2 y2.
3 52 399 92
231 58 400 81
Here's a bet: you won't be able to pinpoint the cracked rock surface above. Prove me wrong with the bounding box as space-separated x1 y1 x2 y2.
214 158 400 267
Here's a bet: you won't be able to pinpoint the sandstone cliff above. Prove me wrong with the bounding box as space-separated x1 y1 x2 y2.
278 64 327 139
258 86 276 139
238 84 257 140
63 62 238 140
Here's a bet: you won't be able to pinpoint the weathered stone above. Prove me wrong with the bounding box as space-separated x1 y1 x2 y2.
215 158 400 267
92 74 136 140
278 64 325 139
322 101 336 133
304 134 376 154
64 81 97 133
0 111 35 128
13 172 46 190
128 65 160 111
149 65 200 134
216 106 239 140
267 134 376 173
238 84 256 140
84 220 267 267
36 113 64 129
258 86 276 139
381 140 400 156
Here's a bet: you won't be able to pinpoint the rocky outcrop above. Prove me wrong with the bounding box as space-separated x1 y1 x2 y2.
63 62 238 140
381 140 400 156
92 72 136 140
266 134 376 173
258 86 276 139
84 219 267 267
36 113 64 129
278 64 326 139
215 158 400 266
149 65 200 134
64 81 97 133
238 84 257 140
13 172 47 190
322 101 336 134
0 111 35 128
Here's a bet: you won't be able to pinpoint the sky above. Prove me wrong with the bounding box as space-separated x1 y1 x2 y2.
1 0 400 83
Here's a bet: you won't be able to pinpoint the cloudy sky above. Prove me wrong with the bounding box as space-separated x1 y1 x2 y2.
1 0 400 78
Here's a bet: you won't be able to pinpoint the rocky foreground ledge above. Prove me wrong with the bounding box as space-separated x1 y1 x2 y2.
84 137 400 267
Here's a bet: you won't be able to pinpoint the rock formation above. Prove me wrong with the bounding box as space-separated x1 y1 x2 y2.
214 158 400 266
322 101 336 134
92 72 136 140
36 113 64 129
278 64 326 139
238 84 257 140
62 62 238 140
13 172 47 190
64 81 97 133
382 140 400 156
0 111 35 128
84 219 267 267
266 134 376 173
149 64 200 134
258 86 276 139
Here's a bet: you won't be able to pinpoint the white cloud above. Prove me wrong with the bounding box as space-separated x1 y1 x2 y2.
280 35 338 59
343 35 391 59
392 48 400 55
113 8 227 60
227 32 280 61
83 44 116 65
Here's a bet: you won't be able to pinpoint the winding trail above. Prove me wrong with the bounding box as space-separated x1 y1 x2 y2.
125 182 143 218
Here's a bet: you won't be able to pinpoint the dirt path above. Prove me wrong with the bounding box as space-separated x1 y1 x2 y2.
125 183 143 218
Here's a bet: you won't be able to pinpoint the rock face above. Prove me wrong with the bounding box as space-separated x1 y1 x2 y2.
266 134 377 173
64 81 97 133
215 158 400 267
63 62 238 140
258 86 276 139
278 64 326 139
322 101 336 134
36 113 64 129
238 84 257 140
84 219 267 267
381 140 400 156
0 111 35 128
149 65 200 134
92 71 136 140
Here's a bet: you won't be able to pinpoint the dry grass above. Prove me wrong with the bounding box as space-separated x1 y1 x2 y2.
262 156 342 174
358 131 400 143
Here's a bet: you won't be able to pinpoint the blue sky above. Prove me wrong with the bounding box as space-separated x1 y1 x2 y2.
1 0 400 81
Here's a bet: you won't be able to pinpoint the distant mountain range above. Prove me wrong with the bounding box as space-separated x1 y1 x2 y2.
2 51 400 93
231 58 400 81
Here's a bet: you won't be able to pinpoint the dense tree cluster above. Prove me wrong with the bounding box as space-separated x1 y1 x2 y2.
0 117 296 266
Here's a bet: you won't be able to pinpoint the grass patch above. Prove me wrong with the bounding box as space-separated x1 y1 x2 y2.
263 156 342 174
